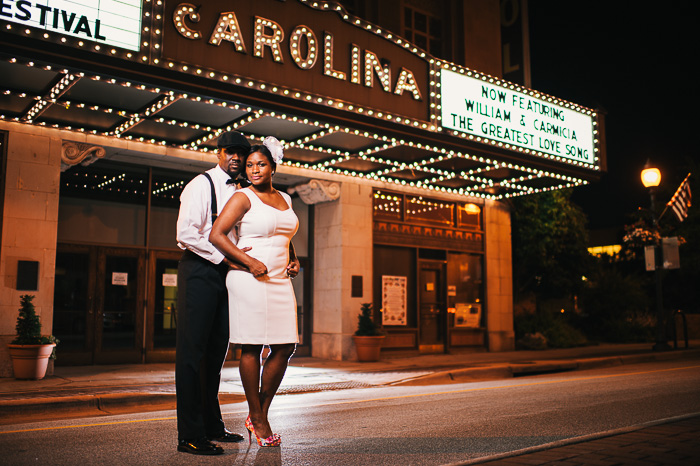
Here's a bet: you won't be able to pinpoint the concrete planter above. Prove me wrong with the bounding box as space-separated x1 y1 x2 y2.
352 335 385 362
7 344 56 380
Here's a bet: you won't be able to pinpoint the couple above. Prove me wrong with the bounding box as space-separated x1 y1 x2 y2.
175 131 299 455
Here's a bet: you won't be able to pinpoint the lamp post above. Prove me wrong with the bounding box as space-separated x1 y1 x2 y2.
640 161 670 351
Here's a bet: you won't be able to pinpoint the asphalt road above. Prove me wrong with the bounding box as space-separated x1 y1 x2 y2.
1 358 699 466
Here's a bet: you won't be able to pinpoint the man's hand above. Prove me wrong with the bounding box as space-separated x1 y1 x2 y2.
223 247 252 271
286 258 300 278
224 258 247 271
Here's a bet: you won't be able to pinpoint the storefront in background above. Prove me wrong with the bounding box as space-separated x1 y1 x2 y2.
0 0 604 373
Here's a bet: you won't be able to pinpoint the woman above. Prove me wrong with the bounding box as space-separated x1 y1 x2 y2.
209 137 299 447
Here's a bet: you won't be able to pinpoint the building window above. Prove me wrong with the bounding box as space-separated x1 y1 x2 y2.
373 189 482 231
406 194 453 226
404 5 443 58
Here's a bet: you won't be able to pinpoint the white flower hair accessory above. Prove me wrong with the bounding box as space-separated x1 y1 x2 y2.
263 136 284 163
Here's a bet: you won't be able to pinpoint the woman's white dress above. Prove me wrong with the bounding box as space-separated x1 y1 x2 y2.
227 187 299 344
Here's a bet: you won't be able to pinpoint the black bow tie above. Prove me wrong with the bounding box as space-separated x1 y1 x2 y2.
226 178 237 185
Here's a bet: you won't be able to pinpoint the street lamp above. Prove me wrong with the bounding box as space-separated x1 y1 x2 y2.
640 160 670 351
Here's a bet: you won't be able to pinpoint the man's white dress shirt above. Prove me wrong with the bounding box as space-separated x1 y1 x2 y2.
176 165 237 264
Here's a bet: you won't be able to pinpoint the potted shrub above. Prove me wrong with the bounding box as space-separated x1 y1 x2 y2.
7 295 58 380
352 303 385 362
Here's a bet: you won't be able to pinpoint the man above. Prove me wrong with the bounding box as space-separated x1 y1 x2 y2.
175 131 249 455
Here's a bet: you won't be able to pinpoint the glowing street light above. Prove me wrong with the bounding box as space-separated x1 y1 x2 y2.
641 160 670 351
641 166 661 188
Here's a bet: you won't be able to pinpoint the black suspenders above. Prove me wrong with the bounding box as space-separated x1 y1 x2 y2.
202 173 218 224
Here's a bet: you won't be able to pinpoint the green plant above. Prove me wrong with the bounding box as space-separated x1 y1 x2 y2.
514 306 587 349
12 295 59 353
354 303 382 336
578 263 653 343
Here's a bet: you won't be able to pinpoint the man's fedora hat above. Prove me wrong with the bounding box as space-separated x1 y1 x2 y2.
217 131 251 150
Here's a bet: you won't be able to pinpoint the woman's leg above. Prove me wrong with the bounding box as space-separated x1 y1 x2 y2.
239 345 265 437
259 344 296 422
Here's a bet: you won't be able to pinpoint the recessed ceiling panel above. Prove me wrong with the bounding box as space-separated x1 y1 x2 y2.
311 132 379 151
432 157 488 172
283 146 332 164
435 178 478 189
156 99 250 127
0 61 57 94
64 78 160 111
390 169 432 181
0 94 33 115
126 120 207 145
373 145 439 163
40 105 124 131
239 116 319 140
333 158 387 172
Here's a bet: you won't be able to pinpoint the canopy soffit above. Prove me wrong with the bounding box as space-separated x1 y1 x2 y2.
0 55 599 200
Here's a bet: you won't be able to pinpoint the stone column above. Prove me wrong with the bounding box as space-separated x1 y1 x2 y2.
308 182 373 360
483 199 515 351
0 127 62 377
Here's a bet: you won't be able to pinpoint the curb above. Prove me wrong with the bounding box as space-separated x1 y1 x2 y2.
0 393 174 419
0 392 247 420
1 348 697 420
388 348 700 386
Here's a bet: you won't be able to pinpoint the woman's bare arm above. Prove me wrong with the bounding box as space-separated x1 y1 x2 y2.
209 192 268 277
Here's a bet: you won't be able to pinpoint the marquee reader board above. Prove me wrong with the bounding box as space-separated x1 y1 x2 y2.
440 68 596 166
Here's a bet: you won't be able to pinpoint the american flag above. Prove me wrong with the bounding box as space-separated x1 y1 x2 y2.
667 173 692 222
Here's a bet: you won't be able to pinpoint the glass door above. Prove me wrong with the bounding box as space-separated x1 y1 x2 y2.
53 244 145 365
418 261 446 352
96 248 144 363
146 250 182 361
53 245 95 365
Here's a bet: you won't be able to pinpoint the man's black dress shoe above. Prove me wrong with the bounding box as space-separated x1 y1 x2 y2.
208 429 245 443
177 438 224 455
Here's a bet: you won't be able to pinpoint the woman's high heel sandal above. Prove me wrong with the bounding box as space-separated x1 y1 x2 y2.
245 415 281 447
245 416 254 444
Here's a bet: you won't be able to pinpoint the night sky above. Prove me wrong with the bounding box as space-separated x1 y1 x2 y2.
528 1 696 235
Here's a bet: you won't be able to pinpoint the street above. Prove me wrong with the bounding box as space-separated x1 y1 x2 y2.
1 358 699 466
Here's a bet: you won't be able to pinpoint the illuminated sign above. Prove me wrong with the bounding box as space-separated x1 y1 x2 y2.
160 1 430 125
171 7 422 101
0 0 143 51
440 69 596 164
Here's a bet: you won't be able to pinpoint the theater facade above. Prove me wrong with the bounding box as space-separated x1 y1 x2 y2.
0 0 604 373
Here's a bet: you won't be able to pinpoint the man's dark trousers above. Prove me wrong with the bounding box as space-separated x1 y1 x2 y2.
176 250 230 440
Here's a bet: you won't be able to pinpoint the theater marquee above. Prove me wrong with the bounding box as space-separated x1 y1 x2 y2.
0 0 143 51
440 68 597 166
0 0 603 183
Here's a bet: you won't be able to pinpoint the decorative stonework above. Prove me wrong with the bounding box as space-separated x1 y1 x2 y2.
374 220 483 252
61 142 106 171
288 180 340 204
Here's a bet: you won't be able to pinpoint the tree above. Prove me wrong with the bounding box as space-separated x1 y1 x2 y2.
511 189 591 304
13 295 43 344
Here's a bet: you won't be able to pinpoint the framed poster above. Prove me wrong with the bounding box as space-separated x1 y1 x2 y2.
162 273 178 287
382 275 407 325
454 303 481 328
111 272 128 286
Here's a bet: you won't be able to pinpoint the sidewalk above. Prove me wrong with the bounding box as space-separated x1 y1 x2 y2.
455 413 700 465
1 342 698 421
